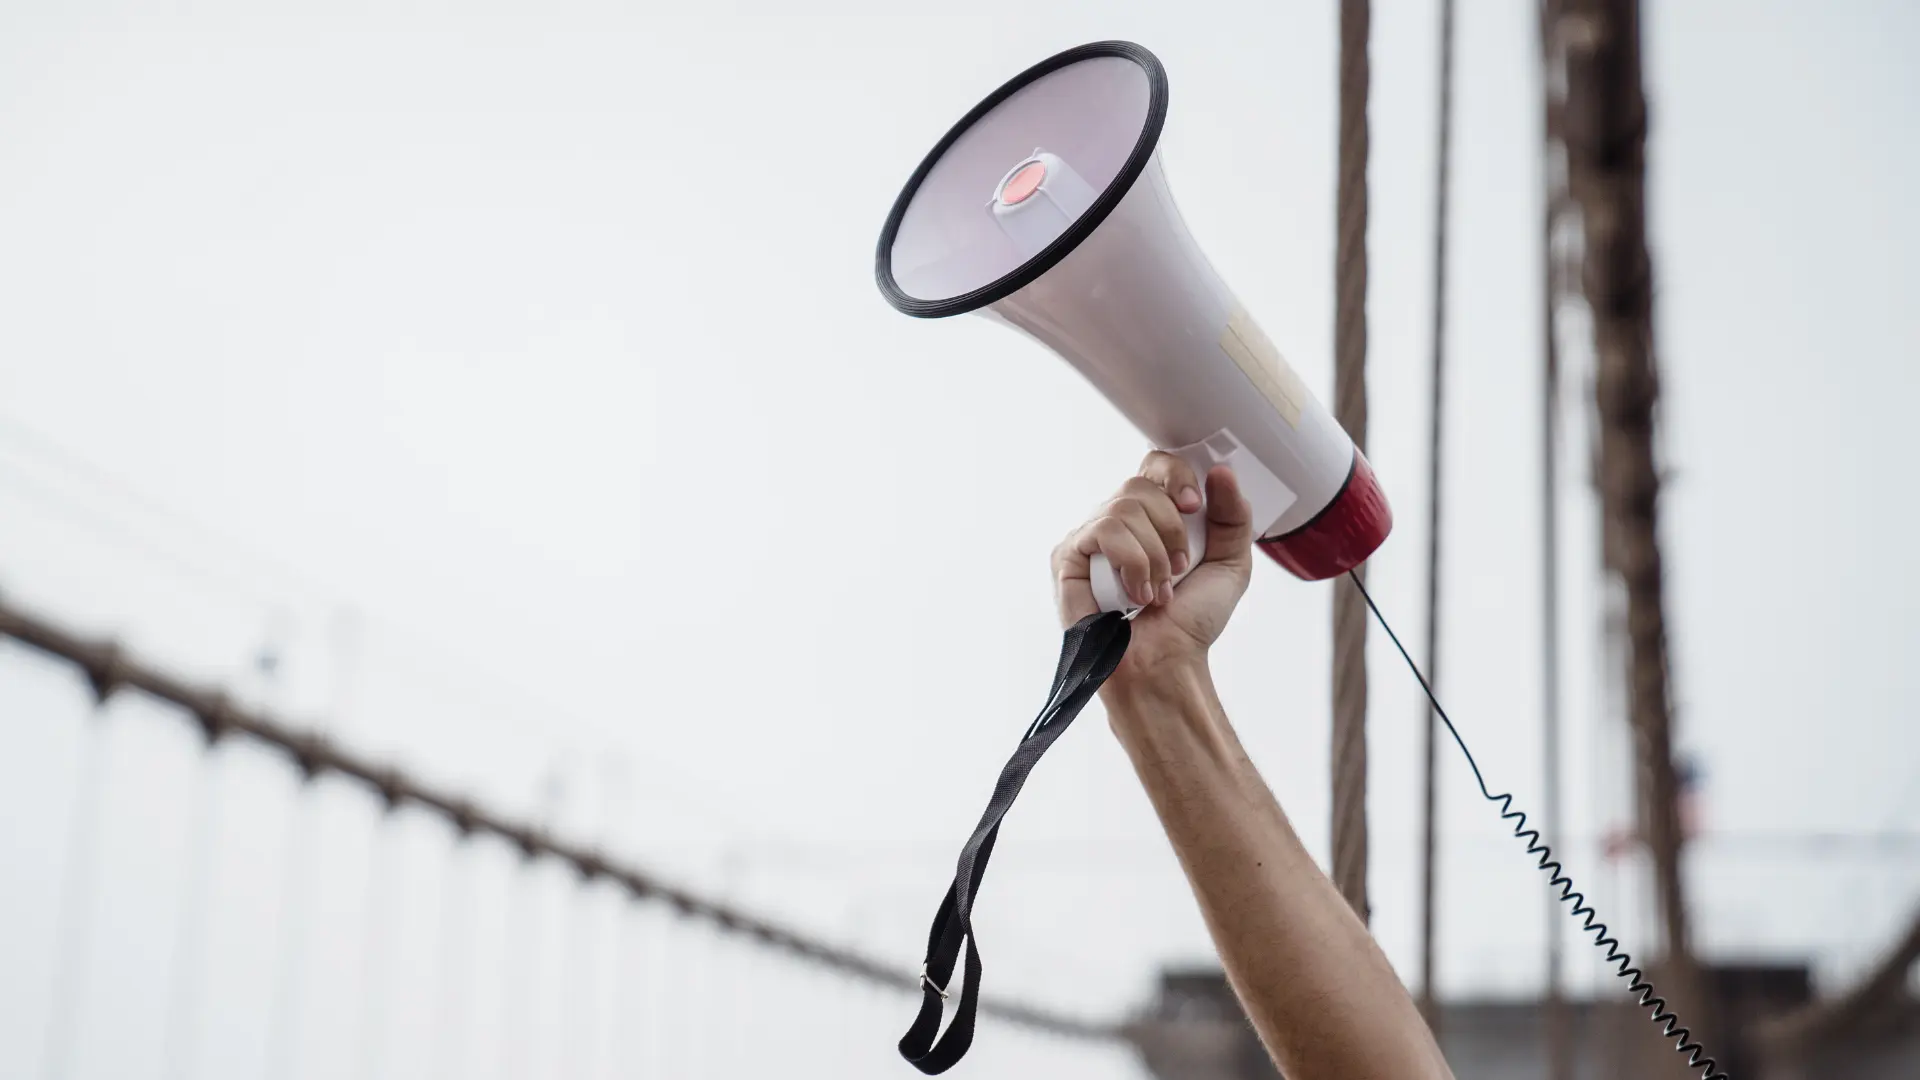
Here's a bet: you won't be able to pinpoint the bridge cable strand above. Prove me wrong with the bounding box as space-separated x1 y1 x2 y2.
1329 0 1375 927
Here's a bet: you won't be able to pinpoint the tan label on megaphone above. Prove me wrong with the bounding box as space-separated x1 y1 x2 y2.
1220 305 1307 429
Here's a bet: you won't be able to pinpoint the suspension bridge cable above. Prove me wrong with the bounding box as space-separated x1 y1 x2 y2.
159 747 228 1080
1558 1 1710 1062
39 703 110 1080
1416 0 1456 1021
261 782 321 1079
0 594 1121 1042
1330 0 1375 926
430 840 475 1080
605 885 639 1077
496 859 534 1080
354 821 400 1080
1537 3 1573 1078
558 876 598 1080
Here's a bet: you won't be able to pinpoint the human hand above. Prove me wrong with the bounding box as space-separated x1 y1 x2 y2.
1051 451 1255 685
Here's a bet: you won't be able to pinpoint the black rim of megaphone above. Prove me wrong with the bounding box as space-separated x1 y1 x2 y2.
875 40 1170 319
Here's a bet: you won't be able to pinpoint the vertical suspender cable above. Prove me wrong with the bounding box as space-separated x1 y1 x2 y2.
1331 0 1376 924
1416 0 1457 1023
1538 2 1573 1076
159 747 227 1080
1562 0 1714 1069
40 707 110 1080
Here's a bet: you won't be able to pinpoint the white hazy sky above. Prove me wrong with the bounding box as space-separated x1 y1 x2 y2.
2 2 1918 1078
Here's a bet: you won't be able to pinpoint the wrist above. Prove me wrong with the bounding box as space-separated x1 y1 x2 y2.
1102 652 1215 728
1102 651 1244 783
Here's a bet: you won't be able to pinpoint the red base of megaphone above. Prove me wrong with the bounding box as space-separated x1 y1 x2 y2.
1257 449 1392 580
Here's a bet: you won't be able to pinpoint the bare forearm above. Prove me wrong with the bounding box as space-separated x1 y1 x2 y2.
1105 660 1452 1080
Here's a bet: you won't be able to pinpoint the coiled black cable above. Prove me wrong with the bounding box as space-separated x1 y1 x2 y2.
1349 570 1727 1080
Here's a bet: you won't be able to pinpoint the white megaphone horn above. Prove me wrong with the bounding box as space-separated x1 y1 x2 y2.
876 41 1391 612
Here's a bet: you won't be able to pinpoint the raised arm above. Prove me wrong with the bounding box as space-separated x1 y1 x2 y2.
1053 453 1453 1080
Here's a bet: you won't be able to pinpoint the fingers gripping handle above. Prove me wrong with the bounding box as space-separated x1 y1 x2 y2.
1091 498 1207 615
1090 431 1245 616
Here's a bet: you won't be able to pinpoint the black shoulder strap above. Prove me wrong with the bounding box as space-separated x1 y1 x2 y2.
897 610 1131 1074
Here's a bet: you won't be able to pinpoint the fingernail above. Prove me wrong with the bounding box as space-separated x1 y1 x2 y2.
1159 579 1174 603
1171 551 1191 575
1137 580 1155 605
1178 486 1201 510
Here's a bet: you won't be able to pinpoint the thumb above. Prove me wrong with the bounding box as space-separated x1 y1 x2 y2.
1200 465 1254 566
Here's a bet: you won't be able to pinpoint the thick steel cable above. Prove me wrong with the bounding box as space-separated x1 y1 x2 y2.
1331 0 1374 925
261 792 320 1079
40 706 109 1080
1416 0 1456 1020
353 824 399 1079
606 890 639 1076
0 592 1118 1042
1560 0 1711 1069
559 881 598 1080
1537 3 1573 1077
430 842 474 1080
159 749 225 1080
499 862 537 1078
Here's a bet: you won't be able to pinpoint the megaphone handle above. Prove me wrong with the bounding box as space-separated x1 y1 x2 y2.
1088 440 1221 616
1089 506 1207 614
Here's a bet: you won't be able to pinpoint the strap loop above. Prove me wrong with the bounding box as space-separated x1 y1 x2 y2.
897 611 1130 1074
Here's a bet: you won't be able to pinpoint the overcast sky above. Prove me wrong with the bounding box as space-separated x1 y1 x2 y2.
2 2 1917 1078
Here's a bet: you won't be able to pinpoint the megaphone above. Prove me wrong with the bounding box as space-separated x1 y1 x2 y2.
876 41 1391 611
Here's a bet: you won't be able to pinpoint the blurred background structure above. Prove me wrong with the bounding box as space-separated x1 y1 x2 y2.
3 1 1917 1078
